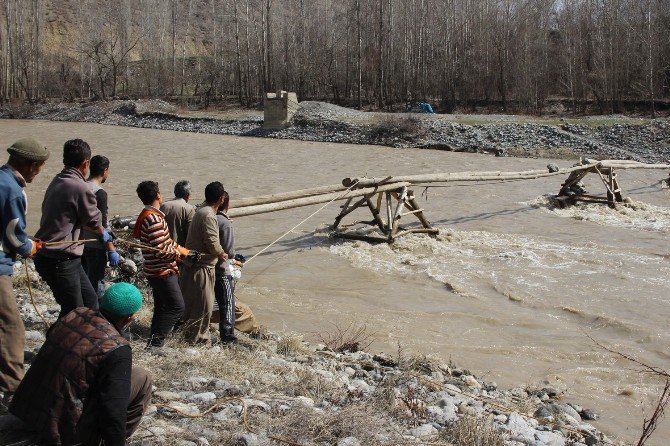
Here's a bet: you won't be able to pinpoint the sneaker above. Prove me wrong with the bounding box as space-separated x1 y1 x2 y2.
220 336 238 345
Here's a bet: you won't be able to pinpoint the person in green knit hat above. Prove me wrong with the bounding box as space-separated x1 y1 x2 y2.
10 283 153 446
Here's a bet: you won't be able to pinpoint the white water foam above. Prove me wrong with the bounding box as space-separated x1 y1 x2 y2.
525 195 670 233
326 228 670 307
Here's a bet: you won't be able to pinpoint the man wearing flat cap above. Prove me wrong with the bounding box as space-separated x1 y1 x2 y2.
0 138 49 405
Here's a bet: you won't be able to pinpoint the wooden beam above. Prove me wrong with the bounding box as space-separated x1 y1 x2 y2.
332 232 389 244
232 183 348 208
342 161 670 188
408 196 433 229
390 187 408 236
393 228 440 239
228 182 410 218
400 208 425 217
385 192 394 241
332 197 367 229
366 197 387 232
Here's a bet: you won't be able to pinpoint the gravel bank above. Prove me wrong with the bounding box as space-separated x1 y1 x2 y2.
1 100 668 163
0 258 630 446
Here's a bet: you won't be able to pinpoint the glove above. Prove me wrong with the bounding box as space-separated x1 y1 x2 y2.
187 250 202 262
107 250 120 266
100 229 113 243
29 239 44 257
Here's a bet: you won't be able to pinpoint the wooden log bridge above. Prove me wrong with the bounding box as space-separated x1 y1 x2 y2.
221 159 670 243
330 185 439 243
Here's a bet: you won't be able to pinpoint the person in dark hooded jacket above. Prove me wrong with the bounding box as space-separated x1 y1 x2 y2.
10 282 152 446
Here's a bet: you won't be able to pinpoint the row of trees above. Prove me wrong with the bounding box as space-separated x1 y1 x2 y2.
1 0 669 113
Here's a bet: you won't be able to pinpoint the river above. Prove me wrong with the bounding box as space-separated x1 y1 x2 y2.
2 119 669 444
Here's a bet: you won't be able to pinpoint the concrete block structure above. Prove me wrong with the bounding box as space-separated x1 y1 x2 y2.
264 91 298 129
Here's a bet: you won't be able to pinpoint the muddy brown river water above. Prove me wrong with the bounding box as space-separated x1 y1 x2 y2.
3 119 670 444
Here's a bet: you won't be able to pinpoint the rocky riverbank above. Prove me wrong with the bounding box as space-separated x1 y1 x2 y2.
1 100 668 163
1 259 625 446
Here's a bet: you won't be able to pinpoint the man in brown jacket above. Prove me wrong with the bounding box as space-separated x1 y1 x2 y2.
10 282 152 446
34 139 118 319
180 181 227 344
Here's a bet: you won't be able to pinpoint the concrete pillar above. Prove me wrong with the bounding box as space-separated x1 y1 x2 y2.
264 91 298 129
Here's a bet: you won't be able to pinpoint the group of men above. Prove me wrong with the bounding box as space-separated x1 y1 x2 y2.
0 137 260 445
134 179 243 348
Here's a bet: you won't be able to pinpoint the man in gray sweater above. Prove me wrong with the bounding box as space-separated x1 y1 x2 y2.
34 139 119 319
161 180 195 247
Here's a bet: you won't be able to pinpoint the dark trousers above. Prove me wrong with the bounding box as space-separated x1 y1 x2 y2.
76 366 153 445
34 255 98 320
214 274 236 342
0 276 24 392
82 247 107 297
147 273 185 347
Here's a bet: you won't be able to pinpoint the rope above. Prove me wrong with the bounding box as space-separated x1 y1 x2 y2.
24 261 50 329
156 396 254 432
155 395 307 446
40 237 170 256
243 180 360 267
114 237 172 254
43 239 98 246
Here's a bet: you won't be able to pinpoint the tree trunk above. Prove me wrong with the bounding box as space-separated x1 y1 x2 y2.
180 0 192 97
233 0 243 104
356 0 362 109
264 0 272 92
376 0 384 109
245 0 252 105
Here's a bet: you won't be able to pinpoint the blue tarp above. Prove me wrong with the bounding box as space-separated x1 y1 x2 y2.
405 102 435 113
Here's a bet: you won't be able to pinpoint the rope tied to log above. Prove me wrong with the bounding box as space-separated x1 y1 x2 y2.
243 179 360 266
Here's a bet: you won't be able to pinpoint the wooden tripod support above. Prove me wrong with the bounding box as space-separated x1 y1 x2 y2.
331 186 439 243
557 165 624 208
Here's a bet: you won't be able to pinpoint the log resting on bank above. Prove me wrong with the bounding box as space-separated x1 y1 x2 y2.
342 161 670 188
228 182 411 218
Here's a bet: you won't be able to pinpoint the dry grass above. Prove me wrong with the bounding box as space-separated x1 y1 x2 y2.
261 403 398 446
374 373 431 424
316 322 375 353
276 332 309 357
439 415 507 446
288 367 344 403
403 352 445 374
368 114 425 140
505 395 537 416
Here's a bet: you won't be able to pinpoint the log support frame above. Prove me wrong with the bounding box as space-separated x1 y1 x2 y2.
332 186 439 243
557 166 624 208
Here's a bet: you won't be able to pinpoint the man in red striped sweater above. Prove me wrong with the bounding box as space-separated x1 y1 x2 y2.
134 181 190 349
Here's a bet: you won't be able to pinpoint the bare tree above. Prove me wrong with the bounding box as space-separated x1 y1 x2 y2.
0 0 669 112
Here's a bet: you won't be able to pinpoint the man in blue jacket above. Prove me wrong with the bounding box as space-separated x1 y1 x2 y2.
0 138 49 404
